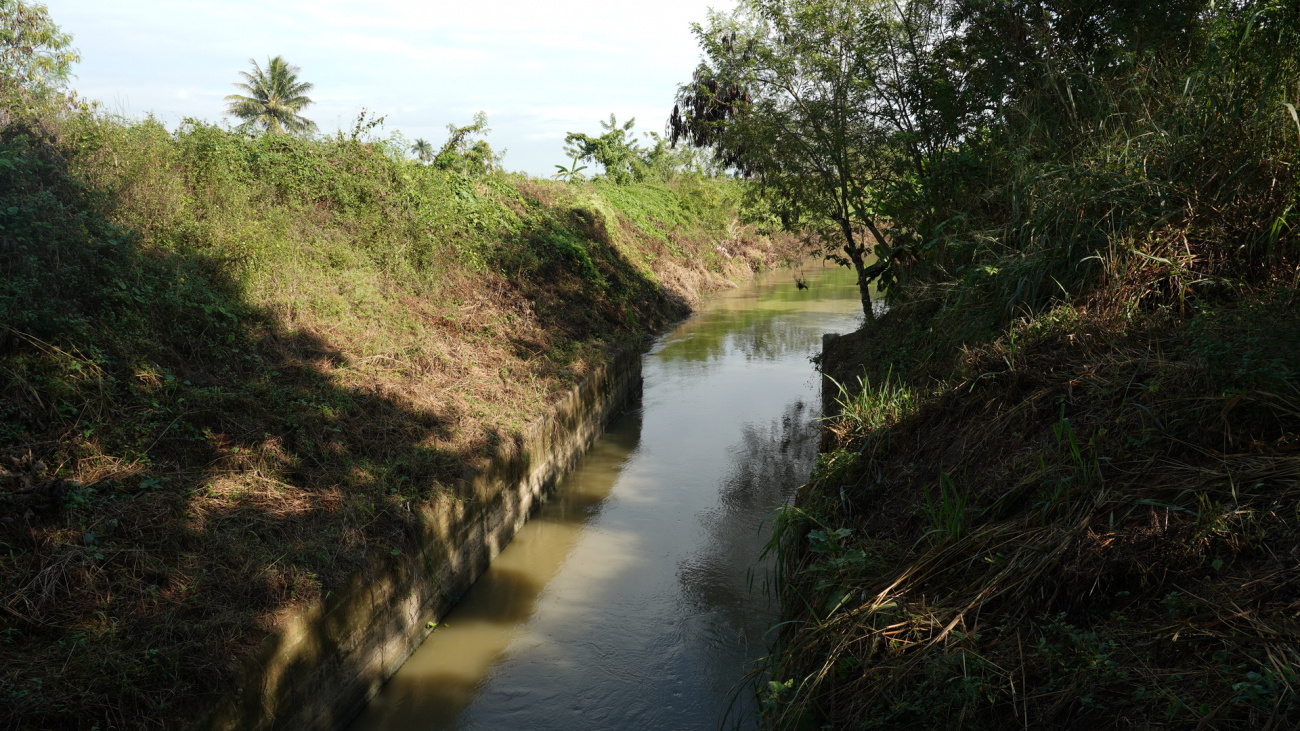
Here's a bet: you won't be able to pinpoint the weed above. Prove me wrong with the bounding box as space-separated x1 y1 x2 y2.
922 472 966 544
831 370 917 436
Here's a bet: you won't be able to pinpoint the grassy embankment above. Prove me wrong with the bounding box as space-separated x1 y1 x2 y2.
765 5 1300 729
0 106 799 728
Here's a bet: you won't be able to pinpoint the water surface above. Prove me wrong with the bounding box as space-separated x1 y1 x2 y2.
350 263 863 731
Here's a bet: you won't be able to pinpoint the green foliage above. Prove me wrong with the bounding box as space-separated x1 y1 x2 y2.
224 55 316 135
939 1 1300 317
676 0 1300 325
432 111 502 175
563 114 712 185
0 0 78 97
552 154 587 182
564 114 642 184
833 371 917 434
805 526 877 615
922 472 966 544
537 226 602 284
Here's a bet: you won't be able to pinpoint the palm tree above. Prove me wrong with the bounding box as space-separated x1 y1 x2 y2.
224 56 316 135
411 138 434 163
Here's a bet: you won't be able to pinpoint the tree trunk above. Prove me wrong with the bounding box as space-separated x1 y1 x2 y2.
838 218 875 322
851 255 875 322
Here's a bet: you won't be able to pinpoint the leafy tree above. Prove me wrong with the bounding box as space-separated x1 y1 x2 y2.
0 0 79 97
639 129 726 179
671 0 916 319
432 111 502 175
671 0 981 318
564 114 647 184
410 138 434 163
224 55 316 135
562 114 717 184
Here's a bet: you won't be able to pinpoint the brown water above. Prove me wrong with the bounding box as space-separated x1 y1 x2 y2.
349 263 864 731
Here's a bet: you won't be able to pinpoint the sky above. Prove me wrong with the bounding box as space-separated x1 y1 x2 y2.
45 0 729 177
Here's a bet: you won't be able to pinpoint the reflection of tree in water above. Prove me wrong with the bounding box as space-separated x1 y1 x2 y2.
675 399 822 717
738 316 827 363
679 398 820 615
657 267 864 366
660 311 825 365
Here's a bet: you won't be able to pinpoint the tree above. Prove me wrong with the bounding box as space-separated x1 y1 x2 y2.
432 112 502 175
563 114 715 184
670 0 967 319
0 0 80 97
563 114 646 184
224 56 316 135
410 138 434 163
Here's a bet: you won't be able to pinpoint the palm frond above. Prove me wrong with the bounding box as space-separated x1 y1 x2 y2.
223 55 317 135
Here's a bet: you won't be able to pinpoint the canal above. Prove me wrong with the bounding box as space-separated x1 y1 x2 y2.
349 262 864 730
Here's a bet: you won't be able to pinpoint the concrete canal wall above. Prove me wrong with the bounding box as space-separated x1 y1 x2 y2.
189 347 643 731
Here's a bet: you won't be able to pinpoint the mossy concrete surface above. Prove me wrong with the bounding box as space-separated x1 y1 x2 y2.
189 347 642 731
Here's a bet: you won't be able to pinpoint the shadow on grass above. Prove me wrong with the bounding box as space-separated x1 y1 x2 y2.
0 116 671 730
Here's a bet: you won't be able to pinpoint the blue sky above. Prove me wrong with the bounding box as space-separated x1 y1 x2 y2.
46 0 726 176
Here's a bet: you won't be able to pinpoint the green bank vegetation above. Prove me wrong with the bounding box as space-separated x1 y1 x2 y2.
669 0 1300 727
0 6 801 727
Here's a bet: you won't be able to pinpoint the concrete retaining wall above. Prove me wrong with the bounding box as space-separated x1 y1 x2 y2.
189 346 643 730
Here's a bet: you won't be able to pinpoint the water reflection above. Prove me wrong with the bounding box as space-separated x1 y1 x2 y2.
655 264 863 364
676 398 824 722
349 264 863 731
680 398 822 615
348 409 643 729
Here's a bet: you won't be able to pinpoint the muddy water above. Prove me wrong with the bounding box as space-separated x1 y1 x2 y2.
349 263 864 731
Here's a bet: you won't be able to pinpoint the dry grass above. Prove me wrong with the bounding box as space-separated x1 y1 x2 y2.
770 296 1300 729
